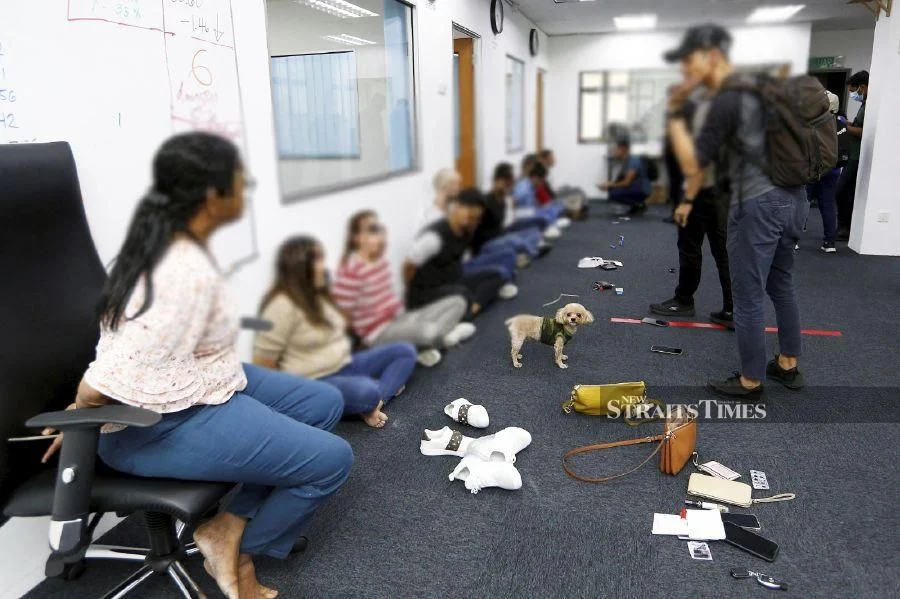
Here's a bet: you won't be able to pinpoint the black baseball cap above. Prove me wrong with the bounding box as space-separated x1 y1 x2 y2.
664 24 733 63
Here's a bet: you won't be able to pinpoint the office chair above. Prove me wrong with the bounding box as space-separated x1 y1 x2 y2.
0 142 235 598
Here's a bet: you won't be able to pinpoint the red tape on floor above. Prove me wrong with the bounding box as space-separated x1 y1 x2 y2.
610 318 842 337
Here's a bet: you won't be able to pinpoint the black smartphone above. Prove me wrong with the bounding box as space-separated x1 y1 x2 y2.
650 345 682 355
641 317 669 327
723 521 779 562
722 513 761 532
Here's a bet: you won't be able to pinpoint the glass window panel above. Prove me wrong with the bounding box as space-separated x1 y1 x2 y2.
506 55 525 152
579 91 602 141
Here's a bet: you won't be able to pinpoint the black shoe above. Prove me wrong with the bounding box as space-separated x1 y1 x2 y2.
710 310 735 330
766 356 805 390
820 241 836 253
537 243 552 258
650 297 695 317
707 373 764 401
627 203 647 216
836 228 850 241
291 536 309 554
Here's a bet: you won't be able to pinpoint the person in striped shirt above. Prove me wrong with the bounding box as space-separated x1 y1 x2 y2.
333 211 475 368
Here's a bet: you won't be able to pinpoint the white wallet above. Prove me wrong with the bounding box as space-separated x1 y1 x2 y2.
687 473 795 508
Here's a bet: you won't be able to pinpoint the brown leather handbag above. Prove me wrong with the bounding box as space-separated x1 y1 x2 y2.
563 405 697 483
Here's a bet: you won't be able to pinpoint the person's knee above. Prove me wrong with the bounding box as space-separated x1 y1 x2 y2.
421 322 442 345
314 382 345 428
313 435 354 492
396 342 417 362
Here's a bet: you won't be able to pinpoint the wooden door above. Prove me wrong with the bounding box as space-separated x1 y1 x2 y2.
453 37 476 187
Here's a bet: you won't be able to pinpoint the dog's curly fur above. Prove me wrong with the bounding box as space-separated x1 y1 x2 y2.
505 302 594 369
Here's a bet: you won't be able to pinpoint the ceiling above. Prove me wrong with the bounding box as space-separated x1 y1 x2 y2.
513 0 877 35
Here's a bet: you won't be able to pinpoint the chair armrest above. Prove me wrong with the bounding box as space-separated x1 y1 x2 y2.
26 404 161 431
241 316 273 331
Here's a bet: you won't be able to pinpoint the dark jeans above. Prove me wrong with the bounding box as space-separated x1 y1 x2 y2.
322 343 417 414
806 167 841 243
507 216 548 233
835 160 858 231
727 187 809 381
98 364 352 559
675 188 732 312
407 270 505 317
609 188 649 206
665 148 684 209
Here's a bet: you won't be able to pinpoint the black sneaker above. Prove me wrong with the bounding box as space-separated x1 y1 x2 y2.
537 243 553 258
820 241 836 253
710 310 735 330
650 297 695 317
707 373 764 401
627 203 648 216
766 356 805 390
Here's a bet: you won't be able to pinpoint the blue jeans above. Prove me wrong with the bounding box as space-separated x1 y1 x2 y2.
322 343 417 414
727 188 809 381
806 167 840 243
508 216 549 232
463 245 517 282
537 202 565 222
492 229 541 257
98 364 352 559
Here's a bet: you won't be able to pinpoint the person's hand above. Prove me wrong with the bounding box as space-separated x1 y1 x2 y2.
667 78 701 112
837 115 848 126
597 182 610 191
41 402 76 463
674 202 693 228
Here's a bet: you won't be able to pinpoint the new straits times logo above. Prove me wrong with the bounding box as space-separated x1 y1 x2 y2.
609 397 767 421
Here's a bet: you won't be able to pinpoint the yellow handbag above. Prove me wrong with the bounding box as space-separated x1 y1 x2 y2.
562 382 664 425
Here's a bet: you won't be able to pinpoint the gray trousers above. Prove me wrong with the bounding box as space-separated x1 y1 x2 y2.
372 295 468 349
727 187 808 380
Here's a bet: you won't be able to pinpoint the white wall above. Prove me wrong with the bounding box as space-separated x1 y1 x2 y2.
545 24 813 195
809 27 875 121
848 13 899 256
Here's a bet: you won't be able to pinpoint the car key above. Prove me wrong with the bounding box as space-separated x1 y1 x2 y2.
731 568 788 591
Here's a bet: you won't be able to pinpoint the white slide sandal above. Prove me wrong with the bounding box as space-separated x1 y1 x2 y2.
465 427 532 464
420 427 474 457
444 398 489 429
449 456 522 495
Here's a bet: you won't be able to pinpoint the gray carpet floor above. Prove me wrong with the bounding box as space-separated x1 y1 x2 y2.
27 202 900 599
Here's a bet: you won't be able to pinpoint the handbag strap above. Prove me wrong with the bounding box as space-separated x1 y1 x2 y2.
752 493 796 504
562 434 665 483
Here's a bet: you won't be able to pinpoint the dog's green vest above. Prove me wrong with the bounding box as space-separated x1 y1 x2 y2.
539 317 574 346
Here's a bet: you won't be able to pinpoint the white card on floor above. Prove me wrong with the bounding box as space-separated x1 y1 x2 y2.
686 508 726 540
652 513 688 536
687 541 713 561
698 460 741 480
750 470 770 490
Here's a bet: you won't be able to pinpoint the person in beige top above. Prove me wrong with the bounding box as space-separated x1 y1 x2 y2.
254 236 417 429
40 133 352 599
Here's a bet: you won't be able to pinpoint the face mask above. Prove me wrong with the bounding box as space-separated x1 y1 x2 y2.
850 91 863 102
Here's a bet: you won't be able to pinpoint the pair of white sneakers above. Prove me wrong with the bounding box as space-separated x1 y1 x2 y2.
419 398 531 495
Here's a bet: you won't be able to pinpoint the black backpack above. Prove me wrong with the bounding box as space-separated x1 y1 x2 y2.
723 74 838 186
641 155 660 183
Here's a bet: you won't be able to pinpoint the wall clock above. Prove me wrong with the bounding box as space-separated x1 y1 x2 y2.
491 0 504 35
529 28 539 56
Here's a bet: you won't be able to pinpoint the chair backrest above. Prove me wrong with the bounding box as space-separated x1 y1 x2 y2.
0 142 107 510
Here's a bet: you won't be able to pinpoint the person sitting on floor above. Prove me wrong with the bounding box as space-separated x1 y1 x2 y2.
513 156 570 232
41 132 353 599
537 148 588 220
598 139 652 215
255 236 417 429
405 188 507 319
332 210 475 368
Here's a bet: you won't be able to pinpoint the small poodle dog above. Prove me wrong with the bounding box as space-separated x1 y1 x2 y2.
505 303 594 369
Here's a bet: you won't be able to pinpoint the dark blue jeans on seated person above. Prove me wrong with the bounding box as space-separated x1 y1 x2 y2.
463 244 517 282
727 187 809 381
322 343 417 415
609 188 649 206
507 216 549 233
806 167 840 244
98 363 352 560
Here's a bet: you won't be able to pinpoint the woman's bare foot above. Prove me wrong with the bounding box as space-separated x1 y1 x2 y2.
362 400 388 428
193 512 246 599
204 555 277 599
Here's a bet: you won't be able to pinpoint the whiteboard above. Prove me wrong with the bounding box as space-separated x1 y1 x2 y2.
0 0 259 273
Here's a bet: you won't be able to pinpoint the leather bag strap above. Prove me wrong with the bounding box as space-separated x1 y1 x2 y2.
562 434 665 483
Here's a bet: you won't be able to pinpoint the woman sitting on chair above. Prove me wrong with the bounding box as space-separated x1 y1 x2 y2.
41 132 352 599
254 236 417 429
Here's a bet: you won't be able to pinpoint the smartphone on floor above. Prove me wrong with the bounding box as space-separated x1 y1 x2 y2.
723 521 779 562
650 345 682 355
722 513 761 532
641 317 669 327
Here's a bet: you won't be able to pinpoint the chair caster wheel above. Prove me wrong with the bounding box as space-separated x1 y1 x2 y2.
62 560 86 581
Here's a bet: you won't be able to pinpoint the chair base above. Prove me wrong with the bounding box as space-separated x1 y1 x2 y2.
98 558 204 599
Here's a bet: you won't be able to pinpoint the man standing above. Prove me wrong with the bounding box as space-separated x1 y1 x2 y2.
650 87 733 329
664 24 808 399
834 70 867 241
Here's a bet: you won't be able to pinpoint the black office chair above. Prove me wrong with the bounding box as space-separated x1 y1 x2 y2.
0 142 234 598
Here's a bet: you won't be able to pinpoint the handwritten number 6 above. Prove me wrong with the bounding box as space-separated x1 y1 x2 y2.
191 49 212 86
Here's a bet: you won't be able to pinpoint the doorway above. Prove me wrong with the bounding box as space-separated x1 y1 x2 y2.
810 68 851 116
536 69 545 151
453 26 477 187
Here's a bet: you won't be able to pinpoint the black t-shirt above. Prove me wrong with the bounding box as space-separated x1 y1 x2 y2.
408 220 468 293
472 191 506 253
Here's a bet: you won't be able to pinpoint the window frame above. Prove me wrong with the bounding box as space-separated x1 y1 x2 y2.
267 0 421 203
577 70 606 144
505 54 525 154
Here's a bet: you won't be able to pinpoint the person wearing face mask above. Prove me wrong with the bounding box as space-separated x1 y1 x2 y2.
404 188 506 318
834 70 868 241
664 24 808 400
806 90 844 253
